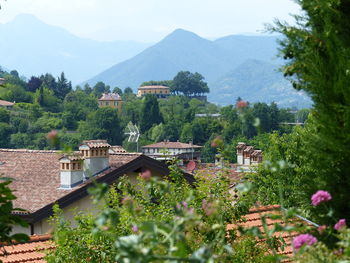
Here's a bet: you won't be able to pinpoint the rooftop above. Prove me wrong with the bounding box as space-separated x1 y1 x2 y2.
0 234 54 263
138 85 170 90
0 100 14 106
98 93 121 101
0 148 143 217
142 141 202 149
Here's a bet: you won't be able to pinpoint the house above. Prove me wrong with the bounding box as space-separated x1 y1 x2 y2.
0 140 194 236
137 85 170 98
142 141 202 163
236 142 263 166
0 99 14 109
0 77 5 86
98 93 122 111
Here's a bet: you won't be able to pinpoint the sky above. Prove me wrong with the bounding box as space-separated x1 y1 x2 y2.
0 0 300 42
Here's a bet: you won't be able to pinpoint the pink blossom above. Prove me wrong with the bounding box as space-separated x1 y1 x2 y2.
311 190 332 206
139 170 152 180
236 100 248 109
334 219 346 231
132 225 139 233
293 234 317 250
317 225 327 234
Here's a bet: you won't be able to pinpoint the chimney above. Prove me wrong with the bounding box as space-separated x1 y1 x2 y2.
59 154 84 189
79 140 111 178
236 142 246 165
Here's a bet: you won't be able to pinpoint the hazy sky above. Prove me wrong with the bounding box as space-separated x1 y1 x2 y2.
0 0 300 42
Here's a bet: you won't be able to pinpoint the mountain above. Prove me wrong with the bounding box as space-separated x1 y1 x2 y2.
209 60 311 108
86 29 310 107
86 29 235 87
0 14 150 84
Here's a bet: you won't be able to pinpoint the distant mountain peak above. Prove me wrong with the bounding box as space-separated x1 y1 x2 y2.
11 13 44 25
163 28 202 41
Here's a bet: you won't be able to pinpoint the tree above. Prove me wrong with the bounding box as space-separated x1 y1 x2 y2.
113 87 123 95
55 72 72 100
92 82 110 98
271 0 350 221
172 71 209 96
0 123 13 147
26 76 42 92
0 178 29 246
0 108 10 123
139 95 163 133
80 107 123 145
124 87 133 94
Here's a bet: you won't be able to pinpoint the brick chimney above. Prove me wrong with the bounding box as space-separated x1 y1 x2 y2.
79 140 111 178
59 154 84 188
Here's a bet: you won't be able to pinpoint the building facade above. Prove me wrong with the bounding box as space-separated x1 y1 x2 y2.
0 78 5 86
142 141 202 163
98 93 122 111
137 85 170 98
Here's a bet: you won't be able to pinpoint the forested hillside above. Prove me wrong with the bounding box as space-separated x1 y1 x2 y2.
0 67 304 162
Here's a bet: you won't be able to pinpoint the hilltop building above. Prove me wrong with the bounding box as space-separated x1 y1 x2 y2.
137 85 171 98
98 93 122 111
142 141 202 163
0 77 5 85
0 99 14 109
1 140 194 236
236 142 263 166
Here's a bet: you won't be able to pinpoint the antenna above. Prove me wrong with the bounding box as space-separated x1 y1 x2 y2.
125 122 141 152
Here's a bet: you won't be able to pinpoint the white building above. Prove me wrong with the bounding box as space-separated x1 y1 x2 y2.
142 141 202 163
236 142 263 166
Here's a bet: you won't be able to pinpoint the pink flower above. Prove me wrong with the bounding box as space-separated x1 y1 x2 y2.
139 169 152 180
132 225 139 233
317 225 327 234
47 130 58 140
293 234 317 250
236 100 248 110
334 219 346 231
311 190 332 206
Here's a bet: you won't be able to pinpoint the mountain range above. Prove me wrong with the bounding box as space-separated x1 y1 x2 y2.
0 14 150 83
0 14 311 108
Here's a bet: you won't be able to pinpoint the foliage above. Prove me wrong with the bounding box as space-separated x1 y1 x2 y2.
172 71 209 96
271 0 350 221
0 178 29 253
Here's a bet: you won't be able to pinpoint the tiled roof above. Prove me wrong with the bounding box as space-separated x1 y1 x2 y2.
80 140 111 148
0 235 54 263
227 205 299 258
0 149 141 214
236 142 246 150
109 145 127 154
243 146 254 152
142 141 202 149
0 100 14 106
138 85 170 90
98 93 121 101
251 150 262 157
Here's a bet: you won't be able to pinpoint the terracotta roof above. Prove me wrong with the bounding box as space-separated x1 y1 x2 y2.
0 149 142 215
138 85 170 90
227 205 302 258
0 100 14 106
0 235 54 263
251 150 262 157
243 146 254 152
80 140 111 148
142 141 202 149
109 145 127 154
236 142 246 150
98 93 121 101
